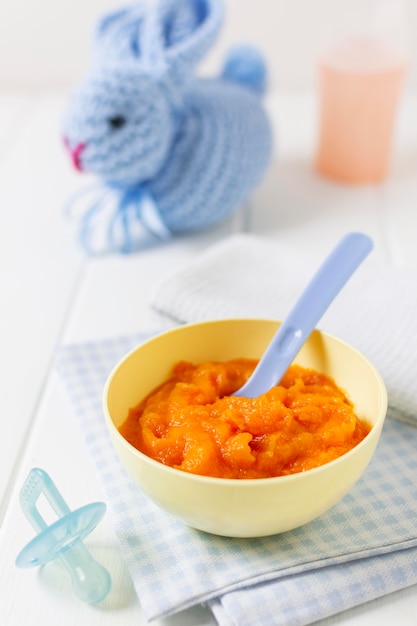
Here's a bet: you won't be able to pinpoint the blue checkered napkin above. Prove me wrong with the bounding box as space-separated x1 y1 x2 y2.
210 546 417 626
56 334 417 625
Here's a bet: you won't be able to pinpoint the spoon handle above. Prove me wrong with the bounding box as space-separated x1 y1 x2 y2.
234 232 373 398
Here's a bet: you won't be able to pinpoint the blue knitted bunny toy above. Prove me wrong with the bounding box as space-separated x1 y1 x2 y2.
62 0 272 254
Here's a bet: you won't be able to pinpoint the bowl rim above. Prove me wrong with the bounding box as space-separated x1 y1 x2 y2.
102 318 388 486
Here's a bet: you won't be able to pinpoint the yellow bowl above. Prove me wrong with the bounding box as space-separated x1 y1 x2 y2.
103 319 387 538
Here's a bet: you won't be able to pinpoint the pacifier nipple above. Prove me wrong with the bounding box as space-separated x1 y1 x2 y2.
15 468 111 604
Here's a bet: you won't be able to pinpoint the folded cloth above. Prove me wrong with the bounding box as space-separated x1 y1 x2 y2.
150 233 417 425
57 332 417 626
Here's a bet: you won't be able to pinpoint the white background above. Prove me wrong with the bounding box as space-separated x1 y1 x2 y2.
0 0 416 93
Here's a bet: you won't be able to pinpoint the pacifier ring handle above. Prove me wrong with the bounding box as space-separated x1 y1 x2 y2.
16 468 111 604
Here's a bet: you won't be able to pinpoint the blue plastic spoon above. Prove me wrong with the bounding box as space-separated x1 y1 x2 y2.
234 232 373 398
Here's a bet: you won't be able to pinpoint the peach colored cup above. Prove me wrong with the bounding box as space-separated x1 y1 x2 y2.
103 319 387 538
315 37 407 184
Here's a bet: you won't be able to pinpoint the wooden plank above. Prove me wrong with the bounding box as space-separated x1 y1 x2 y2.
378 95 417 268
0 95 32 159
0 93 85 514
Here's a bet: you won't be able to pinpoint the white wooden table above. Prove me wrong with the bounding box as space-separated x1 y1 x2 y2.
1 91 416 625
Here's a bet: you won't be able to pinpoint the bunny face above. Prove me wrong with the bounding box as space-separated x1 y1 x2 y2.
62 65 175 185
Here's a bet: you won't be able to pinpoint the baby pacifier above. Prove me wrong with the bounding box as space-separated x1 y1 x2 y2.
15 467 111 604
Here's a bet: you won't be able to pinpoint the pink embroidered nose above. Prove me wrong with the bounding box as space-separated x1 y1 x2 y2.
63 137 86 172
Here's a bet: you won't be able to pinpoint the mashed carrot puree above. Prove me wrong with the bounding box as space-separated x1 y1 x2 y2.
119 359 371 479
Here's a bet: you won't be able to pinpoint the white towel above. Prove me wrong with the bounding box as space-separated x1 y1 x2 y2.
151 233 417 424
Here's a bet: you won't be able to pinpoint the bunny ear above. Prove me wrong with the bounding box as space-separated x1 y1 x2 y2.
92 0 223 78
157 0 223 73
93 3 148 65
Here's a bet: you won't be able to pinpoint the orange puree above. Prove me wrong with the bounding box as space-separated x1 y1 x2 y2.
119 359 371 479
